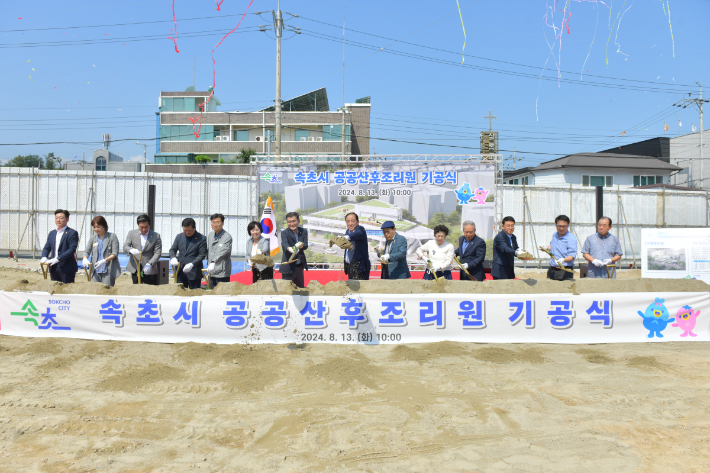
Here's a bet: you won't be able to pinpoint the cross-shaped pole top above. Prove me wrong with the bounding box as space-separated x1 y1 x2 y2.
484 110 497 131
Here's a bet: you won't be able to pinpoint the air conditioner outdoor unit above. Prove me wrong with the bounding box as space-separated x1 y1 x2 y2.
213 136 221 141
308 137 315 142
221 136 230 141
255 136 264 142
300 137 307 141
315 137 323 142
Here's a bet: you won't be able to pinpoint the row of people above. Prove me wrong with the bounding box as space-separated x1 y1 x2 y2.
280 211 623 286
40 210 233 288
40 208 622 288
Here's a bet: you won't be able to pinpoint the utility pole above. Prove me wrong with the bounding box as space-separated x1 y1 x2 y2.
273 1 283 156
674 83 708 188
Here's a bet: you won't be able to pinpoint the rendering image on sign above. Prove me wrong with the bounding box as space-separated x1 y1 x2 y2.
258 163 495 266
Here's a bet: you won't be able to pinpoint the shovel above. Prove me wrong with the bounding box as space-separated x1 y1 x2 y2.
605 264 617 279
453 255 476 281
538 247 574 273
426 259 442 282
202 269 212 290
83 263 93 282
131 252 143 284
173 263 181 284
40 263 49 280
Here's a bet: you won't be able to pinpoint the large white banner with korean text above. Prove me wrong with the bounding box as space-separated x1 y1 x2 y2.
0 291 707 345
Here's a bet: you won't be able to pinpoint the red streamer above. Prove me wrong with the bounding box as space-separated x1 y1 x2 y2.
168 0 179 53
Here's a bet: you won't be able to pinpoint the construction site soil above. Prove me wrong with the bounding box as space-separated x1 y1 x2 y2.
1 265 709 472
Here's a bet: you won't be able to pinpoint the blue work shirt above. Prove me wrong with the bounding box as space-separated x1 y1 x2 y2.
549 231 577 267
582 232 624 279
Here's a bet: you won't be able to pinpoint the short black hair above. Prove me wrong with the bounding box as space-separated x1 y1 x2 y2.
54 209 70 218
210 213 225 222
555 215 570 224
598 216 613 226
247 220 263 235
502 216 515 225
344 212 359 222
136 214 151 225
433 224 449 236
182 217 196 228
285 212 300 221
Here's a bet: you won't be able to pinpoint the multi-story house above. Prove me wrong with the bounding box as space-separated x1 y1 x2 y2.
155 87 371 163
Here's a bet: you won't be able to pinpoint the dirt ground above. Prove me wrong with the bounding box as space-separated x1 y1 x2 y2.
1 261 709 472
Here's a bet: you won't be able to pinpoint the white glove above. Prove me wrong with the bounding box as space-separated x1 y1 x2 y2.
556 258 566 268
602 258 613 265
129 248 140 256
344 235 350 241
462 262 469 269
48 258 60 266
515 249 523 256
40 257 47 264
207 263 215 273
183 263 194 273
592 259 603 268
432 266 441 272
170 257 179 267
290 246 300 254
381 254 390 262
295 242 303 249
256 249 263 255
143 263 151 274
82 258 90 269
95 259 106 269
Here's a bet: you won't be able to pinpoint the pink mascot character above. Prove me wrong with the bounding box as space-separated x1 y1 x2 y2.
672 305 700 337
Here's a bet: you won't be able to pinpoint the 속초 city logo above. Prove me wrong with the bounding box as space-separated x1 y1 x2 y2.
9 299 72 330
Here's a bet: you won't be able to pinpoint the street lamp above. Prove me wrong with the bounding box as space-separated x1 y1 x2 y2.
135 141 147 166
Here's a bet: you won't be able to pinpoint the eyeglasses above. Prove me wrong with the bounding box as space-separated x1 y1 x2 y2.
556 224 569 228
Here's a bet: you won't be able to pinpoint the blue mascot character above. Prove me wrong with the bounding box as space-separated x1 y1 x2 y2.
455 183 473 205
637 298 675 338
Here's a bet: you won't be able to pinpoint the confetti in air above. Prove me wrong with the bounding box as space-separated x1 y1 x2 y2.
181 0 255 138
169 0 179 53
455 0 467 64
216 0 226 10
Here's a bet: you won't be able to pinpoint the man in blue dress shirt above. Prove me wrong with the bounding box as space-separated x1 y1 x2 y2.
547 215 577 281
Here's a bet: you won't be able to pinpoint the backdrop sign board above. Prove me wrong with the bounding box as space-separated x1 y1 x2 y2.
642 228 710 285
1 291 707 345
258 163 495 264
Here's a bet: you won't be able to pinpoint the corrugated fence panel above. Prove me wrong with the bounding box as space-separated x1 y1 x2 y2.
2 172 707 260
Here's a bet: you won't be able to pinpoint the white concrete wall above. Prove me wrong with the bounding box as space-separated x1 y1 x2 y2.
670 129 710 188
531 168 672 188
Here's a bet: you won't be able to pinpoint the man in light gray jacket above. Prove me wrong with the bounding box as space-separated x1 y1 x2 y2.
123 214 163 285
206 213 232 287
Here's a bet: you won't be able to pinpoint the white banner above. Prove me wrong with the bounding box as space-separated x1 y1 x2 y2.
0 291 707 345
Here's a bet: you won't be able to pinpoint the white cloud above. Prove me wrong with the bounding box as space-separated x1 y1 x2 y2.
129 154 143 162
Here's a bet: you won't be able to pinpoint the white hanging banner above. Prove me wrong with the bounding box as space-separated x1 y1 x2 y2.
0 291 707 345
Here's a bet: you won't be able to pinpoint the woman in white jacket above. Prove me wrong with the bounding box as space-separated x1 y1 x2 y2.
416 224 455 280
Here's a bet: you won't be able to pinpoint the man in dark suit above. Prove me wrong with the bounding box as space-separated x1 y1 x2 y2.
491 216 522 280
343 212 370 280
280 212 309 288
169 217 207 289
40 209 79 283
454 220 487 282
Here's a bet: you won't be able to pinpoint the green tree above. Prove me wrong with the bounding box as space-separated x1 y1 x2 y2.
195 155 212 163
43 153 62 170
236 148 257 164
341 195 349 203
3 154 43 168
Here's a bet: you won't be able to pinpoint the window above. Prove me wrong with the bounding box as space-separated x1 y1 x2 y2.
161 98 173 111
322 125 351 141
235 130 249 141
633 175 664 187
582 175 613 187
96 157 107 171
295 130 310 141
522 176 530 185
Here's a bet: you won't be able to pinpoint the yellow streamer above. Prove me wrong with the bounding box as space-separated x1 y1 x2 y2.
667 1 674 57
455 0 466 64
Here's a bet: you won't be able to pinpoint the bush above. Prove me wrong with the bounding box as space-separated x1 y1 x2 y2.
195 155 212 163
